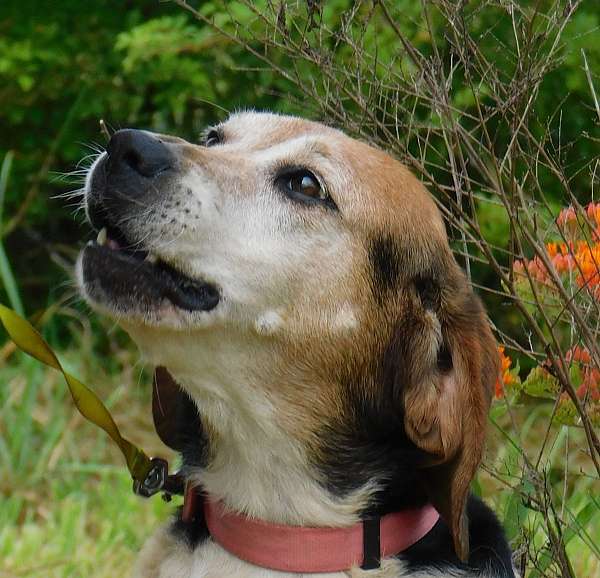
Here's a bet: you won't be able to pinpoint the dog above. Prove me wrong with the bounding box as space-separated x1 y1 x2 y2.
78 111 516 577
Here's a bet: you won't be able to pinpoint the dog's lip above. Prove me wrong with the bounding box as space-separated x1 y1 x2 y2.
83 159 220 314
83 231 220 313
94 225 150 258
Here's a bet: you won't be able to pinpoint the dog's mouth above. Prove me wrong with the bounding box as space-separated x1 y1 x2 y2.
81 223 220 314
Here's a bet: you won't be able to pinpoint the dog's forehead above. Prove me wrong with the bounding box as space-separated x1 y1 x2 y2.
216 111 446 241
221 113 399 187
222 111 340 146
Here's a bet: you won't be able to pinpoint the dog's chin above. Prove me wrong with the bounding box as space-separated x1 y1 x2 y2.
77 243 220 329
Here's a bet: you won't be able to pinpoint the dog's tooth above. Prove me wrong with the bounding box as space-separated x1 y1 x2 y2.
145 253 158 264
96 227 107 246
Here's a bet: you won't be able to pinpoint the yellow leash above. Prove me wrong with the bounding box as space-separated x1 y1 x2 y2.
0 304 182 498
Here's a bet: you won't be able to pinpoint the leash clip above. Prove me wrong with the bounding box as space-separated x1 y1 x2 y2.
133 457 184 499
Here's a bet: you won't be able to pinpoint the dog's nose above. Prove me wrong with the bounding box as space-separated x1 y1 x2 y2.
106 129 174 179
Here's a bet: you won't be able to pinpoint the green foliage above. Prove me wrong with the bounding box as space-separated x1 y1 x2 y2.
489 407 600 576
0 152 24 316
522 366 560 400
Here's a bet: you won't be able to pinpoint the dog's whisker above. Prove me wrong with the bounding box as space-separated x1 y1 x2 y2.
52 187 85 200
79 141 106 155
75 153 102 169
147 227 188 254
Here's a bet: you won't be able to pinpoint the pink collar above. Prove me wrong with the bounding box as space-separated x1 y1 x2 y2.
186 486 439 573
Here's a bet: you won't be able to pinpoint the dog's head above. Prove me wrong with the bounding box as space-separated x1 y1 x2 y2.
78 111 498 560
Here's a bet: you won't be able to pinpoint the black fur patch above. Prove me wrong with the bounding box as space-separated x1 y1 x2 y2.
170 503 210 549
368 235 400 302
316 413 514 574
176 393 209 469
167 397 210 549
414 275 440 310
437 343 453 372
401 494 516 577
316 401 429 509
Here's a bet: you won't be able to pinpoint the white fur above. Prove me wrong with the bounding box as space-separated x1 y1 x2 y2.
254 309 284 335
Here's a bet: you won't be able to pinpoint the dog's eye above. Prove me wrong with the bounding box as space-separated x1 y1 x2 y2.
203 128 222 147
288 172 322 199
277 169 336 210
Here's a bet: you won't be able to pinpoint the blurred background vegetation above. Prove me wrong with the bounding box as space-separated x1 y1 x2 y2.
1 1 599 577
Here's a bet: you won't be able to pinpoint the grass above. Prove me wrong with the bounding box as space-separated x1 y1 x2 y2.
1 469 168 578
0 322 175 578
0 152 24 317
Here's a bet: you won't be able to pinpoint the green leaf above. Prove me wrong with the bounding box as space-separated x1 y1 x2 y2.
523 366 560 399
563 502 599 549
503 490 528 542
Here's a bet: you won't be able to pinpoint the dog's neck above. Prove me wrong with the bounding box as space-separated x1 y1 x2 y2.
185 386 378 527
134 324 426 528
179 368 381 527
136 326 377 527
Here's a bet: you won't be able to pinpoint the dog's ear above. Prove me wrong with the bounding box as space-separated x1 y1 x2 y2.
384 268 498 561
153 366 191 452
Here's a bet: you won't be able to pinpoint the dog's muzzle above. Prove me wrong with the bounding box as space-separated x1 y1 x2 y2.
80 129 220 315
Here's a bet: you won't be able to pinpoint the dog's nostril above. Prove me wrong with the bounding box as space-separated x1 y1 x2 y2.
122 150 143 173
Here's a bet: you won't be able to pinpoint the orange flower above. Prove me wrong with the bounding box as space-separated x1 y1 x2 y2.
495 346 516 398
566 345 592 365
578 369 600 401
513 259 525 275
588 369 600 402
495 378 503 399
552 253 574 274
557 206 577 227
575 242 600 291
546 242 562 258
541 235 600 295
515 206 600 302
587 202 600 227
566 346 599 402
528 257 549 282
